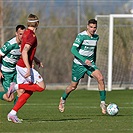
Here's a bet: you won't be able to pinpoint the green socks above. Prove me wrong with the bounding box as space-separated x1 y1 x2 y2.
14 96 19 105
0 92 5 100
62 92 69 100
62 90 106 101
99 90 106 101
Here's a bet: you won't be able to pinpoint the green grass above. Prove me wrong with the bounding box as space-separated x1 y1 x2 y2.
0 89 133 133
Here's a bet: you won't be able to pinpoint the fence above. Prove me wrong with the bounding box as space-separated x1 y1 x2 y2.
0 1 133 90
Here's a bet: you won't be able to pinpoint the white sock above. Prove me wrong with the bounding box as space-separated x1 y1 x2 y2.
14 84 19 90
101 101 105 104
9 110 17 116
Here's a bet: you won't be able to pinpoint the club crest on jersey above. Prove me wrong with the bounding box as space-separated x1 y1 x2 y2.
75 38 80 43
38 75 41 79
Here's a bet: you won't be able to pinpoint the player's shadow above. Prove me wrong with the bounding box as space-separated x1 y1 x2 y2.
23 114 126 122
24 117 91 122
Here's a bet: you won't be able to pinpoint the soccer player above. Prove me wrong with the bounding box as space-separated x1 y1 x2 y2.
7 14 46 123
0 25 26 102
58 19 107 114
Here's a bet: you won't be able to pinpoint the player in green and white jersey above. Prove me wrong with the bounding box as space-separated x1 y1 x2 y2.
0 25 26 102
59 19 107 114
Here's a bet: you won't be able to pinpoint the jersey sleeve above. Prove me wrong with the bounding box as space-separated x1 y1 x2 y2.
93 46 97 63
26 33 36 46
0 42 13 56
93 35 99 63
71 34 86 63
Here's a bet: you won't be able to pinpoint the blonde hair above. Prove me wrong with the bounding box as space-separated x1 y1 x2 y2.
27 14 39 28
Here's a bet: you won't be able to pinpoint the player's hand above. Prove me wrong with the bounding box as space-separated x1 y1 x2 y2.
0 71 4 79
38 62 43 69
36 60 44 69
34 57 44 69
24 68 31 78
32 61 43 69
85 59 92 66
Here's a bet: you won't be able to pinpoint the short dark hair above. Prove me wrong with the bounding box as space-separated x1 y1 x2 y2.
16 25 26 32
88 19 97 25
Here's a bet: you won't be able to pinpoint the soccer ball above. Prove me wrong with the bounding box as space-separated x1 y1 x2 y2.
107 103 119 116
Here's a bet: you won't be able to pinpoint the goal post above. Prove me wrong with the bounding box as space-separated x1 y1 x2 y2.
108 14 133 91
87 14 133 91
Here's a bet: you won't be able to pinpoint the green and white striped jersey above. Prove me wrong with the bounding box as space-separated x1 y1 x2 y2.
71 30 99 65
0 37 21 73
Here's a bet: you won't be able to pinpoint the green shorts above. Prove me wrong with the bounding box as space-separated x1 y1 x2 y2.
1 71 17 92
72 62 98 82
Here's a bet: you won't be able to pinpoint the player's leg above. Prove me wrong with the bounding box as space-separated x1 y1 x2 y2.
14 89 25 105
62 81 79 101
0 92 6 100
7 89 29 122
61 62 85 101
7 67 45 97
17 67 46 91
15 83 45 92
7 90 33 123
12 73 23 105
0 72 15 102
85 63 107 114
59 62 85 112
3 93 14 102
7 66 45 123
91 69 107 114
12 90 33 111
59 81 78 112
13 95 18 105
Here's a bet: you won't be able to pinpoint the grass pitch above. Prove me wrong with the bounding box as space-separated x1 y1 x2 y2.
0 89 133 133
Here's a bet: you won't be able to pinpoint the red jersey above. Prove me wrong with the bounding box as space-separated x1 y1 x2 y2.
17 29 37 67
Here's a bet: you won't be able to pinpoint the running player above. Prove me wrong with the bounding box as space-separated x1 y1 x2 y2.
58 19 107 114
7 14 46 123
0 25 26 102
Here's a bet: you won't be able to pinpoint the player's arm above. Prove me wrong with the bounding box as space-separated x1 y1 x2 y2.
71 46 91 66
93 35 99 63
93 46 97 63
0 54 4 79
21 44 31 78
71 46 86 62
71 34 91 66
0 42 13 79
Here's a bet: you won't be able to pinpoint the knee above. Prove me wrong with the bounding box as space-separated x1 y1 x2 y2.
38 82 46 91
7 98 14 102
43 84 46 91
3 94 14 102
17 89 25 97
41 84 46 91
5 97 14 102
70 85 77 91
38 85 46 92
97 75 104 83
40 87 45 92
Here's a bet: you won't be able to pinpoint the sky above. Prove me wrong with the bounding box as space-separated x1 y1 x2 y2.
2 0 131 14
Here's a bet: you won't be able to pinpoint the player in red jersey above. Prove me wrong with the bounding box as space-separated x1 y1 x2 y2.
7 14 46 123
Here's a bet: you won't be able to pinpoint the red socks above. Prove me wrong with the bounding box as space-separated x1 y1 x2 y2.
18 84 44 92
13 90 33 112
13 84 44 112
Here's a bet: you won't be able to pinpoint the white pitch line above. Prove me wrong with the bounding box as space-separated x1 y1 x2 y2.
0 103 133 108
